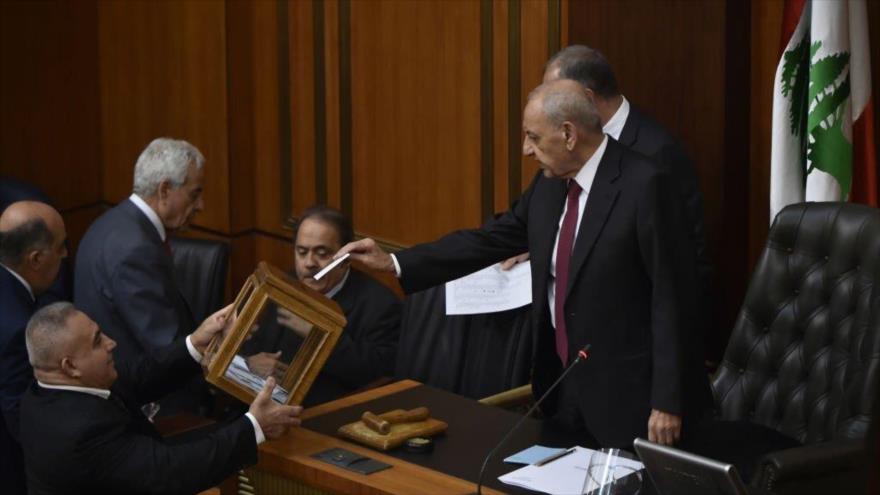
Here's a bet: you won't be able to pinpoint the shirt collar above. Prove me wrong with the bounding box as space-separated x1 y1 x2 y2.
1 263 34 301
37 381 111 400
602 95 630 140
325 267 350 299
572 135 609 192
129 194 166 242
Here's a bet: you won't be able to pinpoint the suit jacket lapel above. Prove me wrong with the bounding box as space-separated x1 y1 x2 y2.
531 178 568 294
566 140 622 296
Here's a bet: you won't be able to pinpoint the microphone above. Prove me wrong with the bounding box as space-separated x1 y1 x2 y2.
474 343 592 495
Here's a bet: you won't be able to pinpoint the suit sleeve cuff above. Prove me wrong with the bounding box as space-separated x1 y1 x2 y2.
390 253 402 278
245 412 266 445
185 335 203 363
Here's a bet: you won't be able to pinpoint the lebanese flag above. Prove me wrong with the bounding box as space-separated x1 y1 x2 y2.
770 0 878 222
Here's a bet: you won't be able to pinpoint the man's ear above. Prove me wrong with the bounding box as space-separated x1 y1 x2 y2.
25 248 44 269
60 357 80 378
562 121 577 151
157 179 173 202
582 87 597 103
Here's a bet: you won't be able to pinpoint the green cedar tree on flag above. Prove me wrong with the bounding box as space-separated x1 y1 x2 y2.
770 0 878 221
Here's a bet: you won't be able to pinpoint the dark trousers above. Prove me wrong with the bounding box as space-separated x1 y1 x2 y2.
1 410 27 495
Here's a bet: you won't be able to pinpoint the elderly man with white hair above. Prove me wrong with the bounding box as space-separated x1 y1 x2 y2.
74 138 206 414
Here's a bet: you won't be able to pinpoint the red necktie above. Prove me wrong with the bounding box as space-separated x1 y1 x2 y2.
554 180 582 366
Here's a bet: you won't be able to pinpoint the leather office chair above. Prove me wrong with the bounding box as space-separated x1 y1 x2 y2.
169 236 230 323
395 284 534 401
709 202 880 494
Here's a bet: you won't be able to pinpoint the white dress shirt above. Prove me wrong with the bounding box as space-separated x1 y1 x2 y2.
38 335 266 444
602 95 630 140
547 135 608 328
1 263 34 301
129 193 167 242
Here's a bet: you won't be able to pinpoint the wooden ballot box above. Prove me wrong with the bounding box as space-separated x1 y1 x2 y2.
204 261 347 406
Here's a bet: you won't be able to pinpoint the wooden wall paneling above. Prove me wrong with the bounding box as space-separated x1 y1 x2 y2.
748 1 783 269
227 0 287 236
492 0 511 213
713 0 752 361
480 0 495 220
519 0 550 188
289 0 319 218
225 0 258 234
348 0 483 246
0 0 101 211
97 1 231 233
323 0 342 211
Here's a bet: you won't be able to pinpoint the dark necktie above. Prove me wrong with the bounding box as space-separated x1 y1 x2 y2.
163 237 173 258
554 180 582 366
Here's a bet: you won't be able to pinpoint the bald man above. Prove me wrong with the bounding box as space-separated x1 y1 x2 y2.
0 201 67 493
340 80 710 448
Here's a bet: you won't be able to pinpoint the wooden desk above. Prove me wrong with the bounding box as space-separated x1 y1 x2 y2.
250 380 563 495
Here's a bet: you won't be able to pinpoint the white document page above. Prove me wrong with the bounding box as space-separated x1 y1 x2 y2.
444 261 532 315
498 446 644 495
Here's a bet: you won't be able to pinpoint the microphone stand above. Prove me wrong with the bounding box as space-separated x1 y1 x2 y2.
474 344 591 495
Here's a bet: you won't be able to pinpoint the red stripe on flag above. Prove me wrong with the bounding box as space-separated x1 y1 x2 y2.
851 101 879 207
780 0 807 55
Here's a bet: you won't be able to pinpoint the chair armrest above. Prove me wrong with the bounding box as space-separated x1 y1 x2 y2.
479 384 533 409
752 438 866 491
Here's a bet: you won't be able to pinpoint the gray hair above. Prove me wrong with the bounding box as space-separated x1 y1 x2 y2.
26 302 78 369
529 82 603 132
132 138 205 197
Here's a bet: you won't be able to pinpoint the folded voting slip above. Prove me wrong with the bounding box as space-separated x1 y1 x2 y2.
504 445 566 465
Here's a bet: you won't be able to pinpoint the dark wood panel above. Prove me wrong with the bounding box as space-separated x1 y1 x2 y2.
492 0 511 212
97 0 230 233
519 0 549 188
748 0 783 269
289 0 319 217
348 0 483 244
0 0 100 210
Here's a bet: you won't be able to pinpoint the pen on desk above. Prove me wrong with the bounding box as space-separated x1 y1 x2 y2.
533 447 576 466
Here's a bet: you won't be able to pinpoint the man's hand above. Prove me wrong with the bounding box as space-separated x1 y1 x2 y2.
499 252 530 270
246 351 288 379
335 238 395 273
648 409 682 445
276 307 312 338
248 377 302 440
190 304 234 354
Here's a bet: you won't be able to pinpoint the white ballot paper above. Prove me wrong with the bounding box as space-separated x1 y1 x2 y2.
498 446 644 495
445 261 532 315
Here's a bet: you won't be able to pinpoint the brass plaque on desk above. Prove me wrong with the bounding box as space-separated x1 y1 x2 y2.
337 410 448 451
204 262 347 406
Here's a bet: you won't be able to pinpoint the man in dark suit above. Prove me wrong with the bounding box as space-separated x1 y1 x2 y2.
243 205 400 406
20 302 302 495
0 201 67 494
543 46 715 354
339 80 710 448
75 138 205 412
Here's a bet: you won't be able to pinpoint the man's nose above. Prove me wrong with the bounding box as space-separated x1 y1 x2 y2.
522 139 533 156
195 195 205 212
